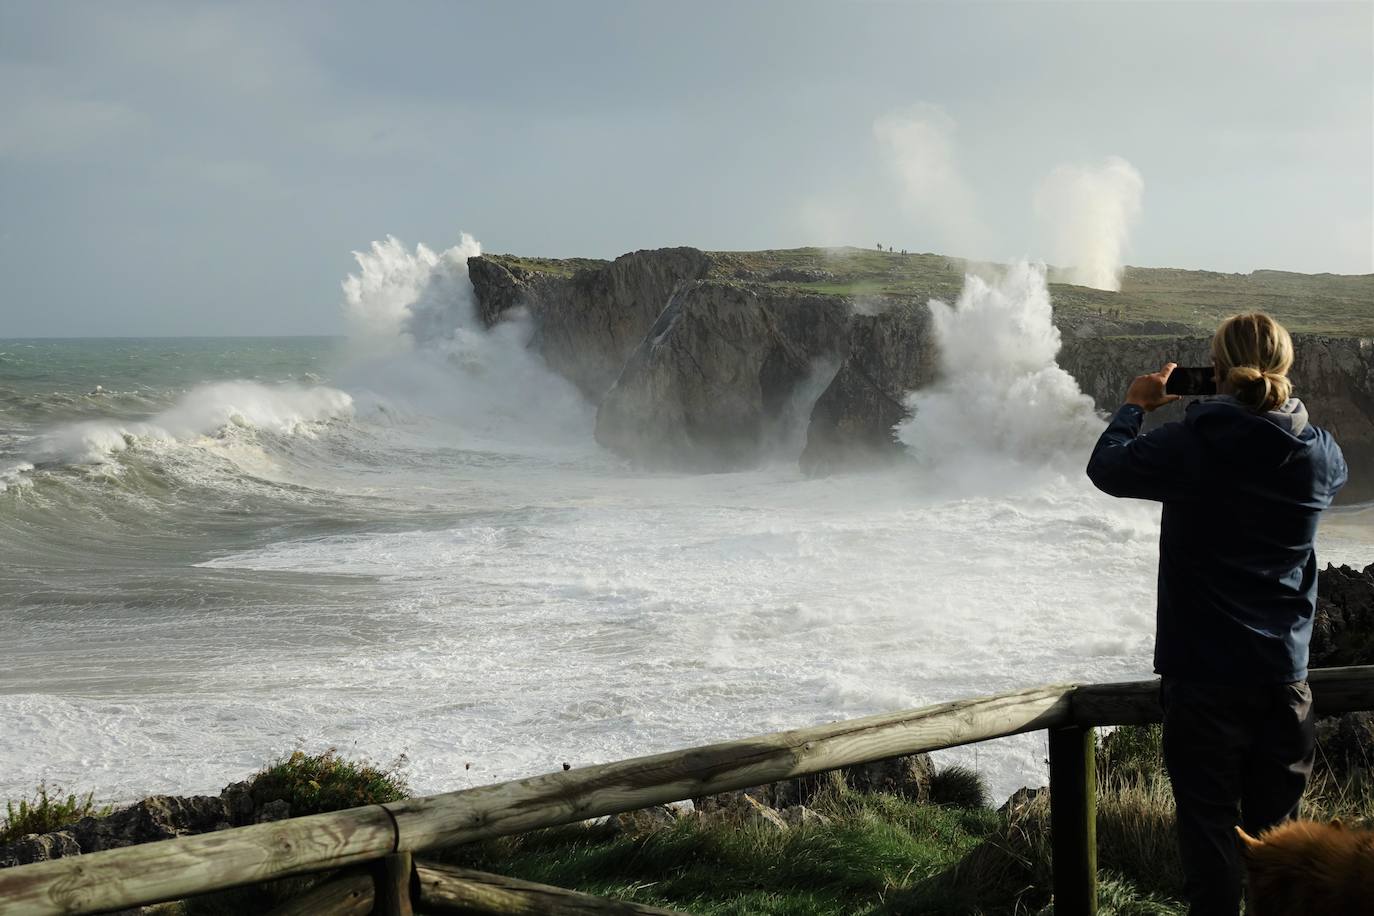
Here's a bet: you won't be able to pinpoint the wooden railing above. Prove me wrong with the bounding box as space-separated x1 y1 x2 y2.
3 665 1373 916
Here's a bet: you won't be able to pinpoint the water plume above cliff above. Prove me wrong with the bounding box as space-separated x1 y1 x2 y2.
896 261 1102 482
1033 157 1144 291
873 103 990 259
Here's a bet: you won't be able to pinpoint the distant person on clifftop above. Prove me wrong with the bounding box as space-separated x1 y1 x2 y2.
1085 313 1347 916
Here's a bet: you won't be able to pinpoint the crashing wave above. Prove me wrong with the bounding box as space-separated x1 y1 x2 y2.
29 381 354 466
896 261 1103 483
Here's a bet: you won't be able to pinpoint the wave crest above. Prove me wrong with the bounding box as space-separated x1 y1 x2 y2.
31 381 354 466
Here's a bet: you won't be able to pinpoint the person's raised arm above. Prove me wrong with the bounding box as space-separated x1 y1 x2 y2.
1087 363 1202 502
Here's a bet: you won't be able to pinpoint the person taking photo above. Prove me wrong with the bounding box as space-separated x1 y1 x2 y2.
1086 313 1348 916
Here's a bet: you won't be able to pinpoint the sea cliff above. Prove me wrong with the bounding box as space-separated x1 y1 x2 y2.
467 246 1374 496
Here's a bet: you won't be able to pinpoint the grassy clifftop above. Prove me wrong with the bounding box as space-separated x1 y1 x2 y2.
485 246 1374 336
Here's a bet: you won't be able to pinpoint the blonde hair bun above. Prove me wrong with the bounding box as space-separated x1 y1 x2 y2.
1211 313 1294 412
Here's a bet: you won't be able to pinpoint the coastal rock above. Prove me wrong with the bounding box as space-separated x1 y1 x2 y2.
765 770 846 809
0 795 230 868
738 795 789 832
608 804 680 836
254 799 292 823
463 247 1374 486
800 300 935 475
1311 563 1374 668
998 786 1048 818
694 792 789 832
692 785 774 816
467 247 712 401
595 281 851 469
0 831 81 869
780 805 832 829
219 779 257 827
840 753 937 803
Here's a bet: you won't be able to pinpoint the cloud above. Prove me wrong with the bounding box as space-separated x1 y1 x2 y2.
0 63 144 160
872 103 990 258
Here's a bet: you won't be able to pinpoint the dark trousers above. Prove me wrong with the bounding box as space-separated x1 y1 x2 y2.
1160 676 1315 916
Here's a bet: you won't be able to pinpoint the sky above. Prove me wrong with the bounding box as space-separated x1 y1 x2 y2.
1 0 1370 337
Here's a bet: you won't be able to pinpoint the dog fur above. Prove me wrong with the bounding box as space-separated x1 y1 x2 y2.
1236 819 1374 916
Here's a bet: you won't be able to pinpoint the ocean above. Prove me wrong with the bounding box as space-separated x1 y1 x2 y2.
3 255 1371 808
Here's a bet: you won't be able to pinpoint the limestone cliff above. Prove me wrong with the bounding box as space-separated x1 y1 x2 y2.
799 301 936 475
594 281 852 469
467 247 711 401
464 245 1374 491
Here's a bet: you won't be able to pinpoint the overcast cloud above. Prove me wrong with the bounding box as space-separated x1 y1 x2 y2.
0 0 1370 337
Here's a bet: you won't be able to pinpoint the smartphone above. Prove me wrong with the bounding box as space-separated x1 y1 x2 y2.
1165 366 1217 397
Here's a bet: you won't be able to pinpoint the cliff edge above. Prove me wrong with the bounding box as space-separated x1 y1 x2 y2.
465 246 1374 495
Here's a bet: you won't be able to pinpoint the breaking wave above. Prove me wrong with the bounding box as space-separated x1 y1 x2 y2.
338 234 594 446
29 382 354 467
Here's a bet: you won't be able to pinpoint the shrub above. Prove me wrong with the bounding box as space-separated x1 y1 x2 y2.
1 784 112 844
245 748 409 817
927 765 990 809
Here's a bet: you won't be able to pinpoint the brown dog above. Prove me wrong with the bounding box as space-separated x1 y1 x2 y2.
1236 820 1374 916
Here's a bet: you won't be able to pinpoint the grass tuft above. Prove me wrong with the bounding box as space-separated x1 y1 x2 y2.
1097 724 1165 785
928 765 991 810
243 748 409 816
1 784 112 844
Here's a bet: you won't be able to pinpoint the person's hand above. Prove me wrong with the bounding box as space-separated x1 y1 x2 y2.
1125 363 1183 412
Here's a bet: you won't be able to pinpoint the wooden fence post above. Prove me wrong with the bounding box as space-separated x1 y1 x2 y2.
1048 725 1097 916
371 852 414 916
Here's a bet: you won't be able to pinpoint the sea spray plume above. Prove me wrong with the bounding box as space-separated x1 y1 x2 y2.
895 261 1102 481
338 234 593 445
873 104 990 259
1033 156 1143 291
342 234 482 346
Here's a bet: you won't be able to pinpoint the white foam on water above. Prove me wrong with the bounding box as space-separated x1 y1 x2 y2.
27 381 355 466
3 248 1369 814
6 460 1174 806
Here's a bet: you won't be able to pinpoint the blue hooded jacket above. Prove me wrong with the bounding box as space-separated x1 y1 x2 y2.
1087 397 1348 684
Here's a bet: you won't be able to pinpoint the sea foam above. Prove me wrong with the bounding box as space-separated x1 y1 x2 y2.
31 381 354 466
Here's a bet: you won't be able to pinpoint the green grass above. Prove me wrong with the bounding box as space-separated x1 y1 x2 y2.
434 789 1005 914
12 735 1374 914
485 252 609 278
1 784 112 844
484 244 1374 336
929 765 992 810
712 247 1374 336
240 747 409 817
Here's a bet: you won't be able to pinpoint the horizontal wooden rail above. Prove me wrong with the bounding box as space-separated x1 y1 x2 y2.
4 666 1374 915
1070 665 1374 725
416 860 690 914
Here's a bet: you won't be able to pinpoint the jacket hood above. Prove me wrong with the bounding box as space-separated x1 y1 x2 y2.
1185 396 1313 469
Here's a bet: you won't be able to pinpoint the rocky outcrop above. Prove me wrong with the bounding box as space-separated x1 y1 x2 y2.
800 301 935 475
0 795 230 869
468 248 711 401
463 245 1374 483
595 282 852 469
0 776 344 869
1312 563 1374 668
